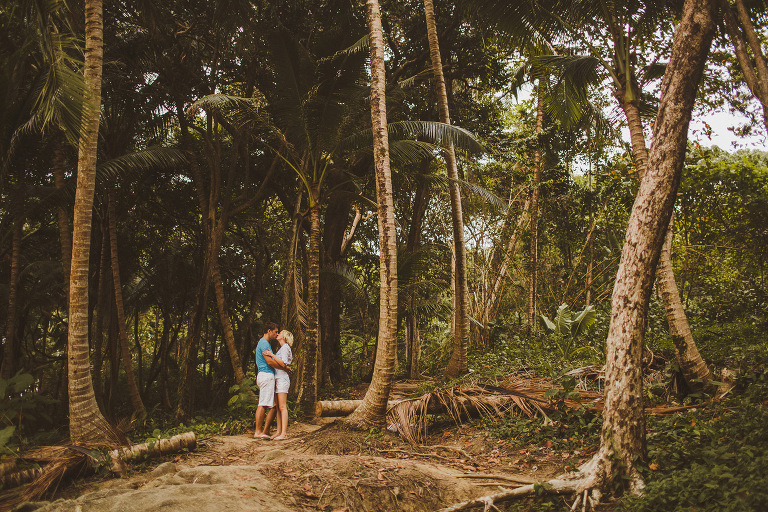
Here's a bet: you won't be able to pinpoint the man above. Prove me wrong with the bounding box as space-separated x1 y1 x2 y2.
253 322 290 438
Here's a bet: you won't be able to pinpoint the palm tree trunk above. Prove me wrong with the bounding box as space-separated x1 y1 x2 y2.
53 145 72 296
107 188 146 418
423 0 469 378
345 0 399 429
297 190 321 419
67 0 115 445
527 86 544 334
1 196 23 380
584 2 716 493
620 82 713 388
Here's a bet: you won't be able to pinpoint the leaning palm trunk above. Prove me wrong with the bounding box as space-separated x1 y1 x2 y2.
345 0 399 429
422 0 469 378
108 189 146 419
67 0 117 445
53 145 71 296
619 88 713 389
209 241 246 384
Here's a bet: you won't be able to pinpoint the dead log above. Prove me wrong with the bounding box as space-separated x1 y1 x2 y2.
315 400 402 417
109 431 196 470
1 466 44 489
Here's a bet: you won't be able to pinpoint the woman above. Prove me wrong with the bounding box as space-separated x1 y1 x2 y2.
264 330 293 440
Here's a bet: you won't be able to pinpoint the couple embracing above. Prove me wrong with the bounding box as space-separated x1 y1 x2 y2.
253 322 294 440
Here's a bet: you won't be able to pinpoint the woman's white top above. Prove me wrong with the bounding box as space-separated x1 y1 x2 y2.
274 344 293 380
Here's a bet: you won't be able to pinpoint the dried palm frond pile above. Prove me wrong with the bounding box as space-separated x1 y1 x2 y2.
386 376 610 445
387 383 548 445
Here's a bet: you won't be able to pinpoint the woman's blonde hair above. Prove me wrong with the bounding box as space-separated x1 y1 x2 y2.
280 330 294 347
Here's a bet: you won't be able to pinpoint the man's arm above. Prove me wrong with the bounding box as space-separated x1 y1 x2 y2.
263 350 290 371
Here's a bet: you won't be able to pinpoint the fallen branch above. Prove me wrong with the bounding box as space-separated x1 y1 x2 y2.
375 448 454 462
316 400 402 417
109 431 197 469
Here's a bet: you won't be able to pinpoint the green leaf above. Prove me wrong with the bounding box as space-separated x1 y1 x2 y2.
0 426 15 448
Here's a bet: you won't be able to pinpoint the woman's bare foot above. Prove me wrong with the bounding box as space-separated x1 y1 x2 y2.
271 434 287 441
253 433 271 439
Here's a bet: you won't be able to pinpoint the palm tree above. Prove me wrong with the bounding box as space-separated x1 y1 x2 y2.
344 0 399 429
422 0 470 378
67 0 117 445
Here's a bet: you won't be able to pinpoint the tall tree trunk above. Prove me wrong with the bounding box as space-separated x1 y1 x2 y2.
619 75 713 389
722 0 768 132
209 236 246 384
53 145 72 297
2 194 23 380
405 161 431 379
423 0 469 378
67 0 116 445
107 188 146 418
527 86 544 334
297 189 321 419
581 1 716 495
345 0 399 429
320 194 348 386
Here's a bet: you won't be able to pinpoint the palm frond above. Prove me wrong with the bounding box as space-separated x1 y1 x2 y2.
95 147 189 188
425 174 509 214
319 34 370 63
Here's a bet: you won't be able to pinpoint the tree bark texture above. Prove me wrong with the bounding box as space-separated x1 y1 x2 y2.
593 0 717 493
108 189 146 418
345 0 399 429
53 145 72 296
619 72 713 389
297 194 321 419
67 0 116 445
423 0 469 378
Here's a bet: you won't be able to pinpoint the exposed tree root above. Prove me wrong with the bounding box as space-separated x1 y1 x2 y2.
437 455 641 512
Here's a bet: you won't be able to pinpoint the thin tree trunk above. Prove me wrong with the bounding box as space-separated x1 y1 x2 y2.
91 221 110 408
108 189 146 418
53 145 71 297
527 87 544 334
1 195 23 380
722 0 768 132
209 238 245 384
584 1 716 494
345 0 399 429
423 0 469 378
68 0 116 445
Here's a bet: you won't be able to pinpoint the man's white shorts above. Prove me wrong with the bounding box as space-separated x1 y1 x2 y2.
275 375 290 394
257 372 275 407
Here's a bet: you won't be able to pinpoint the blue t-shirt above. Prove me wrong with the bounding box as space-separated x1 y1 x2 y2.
255 338 275 374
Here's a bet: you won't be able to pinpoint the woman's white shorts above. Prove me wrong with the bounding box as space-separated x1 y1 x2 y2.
275 375 290 394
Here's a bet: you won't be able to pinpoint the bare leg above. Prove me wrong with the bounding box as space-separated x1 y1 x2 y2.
263 404 277 435
271 393 289 440
253 406 268 437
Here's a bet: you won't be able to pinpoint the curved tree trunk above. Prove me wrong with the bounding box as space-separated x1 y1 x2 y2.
619 86 713 388
527 86 544 334
423 0 469 378
68 0 117 445
297 191 321 419
107 189 146 418
585 1 716 495
209 235 246 384
722 0 768 132
345 0 398 429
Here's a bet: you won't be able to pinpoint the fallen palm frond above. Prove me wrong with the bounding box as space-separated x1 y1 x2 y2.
499 377 604 410
387 384 546 445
